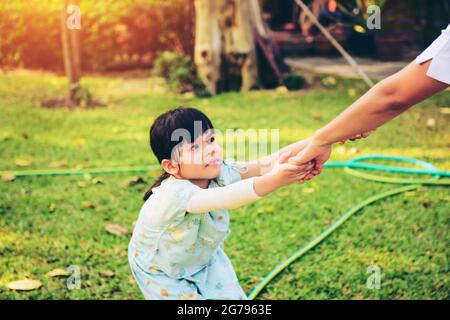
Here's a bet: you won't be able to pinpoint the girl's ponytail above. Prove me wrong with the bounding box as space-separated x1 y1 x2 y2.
143 172 170 202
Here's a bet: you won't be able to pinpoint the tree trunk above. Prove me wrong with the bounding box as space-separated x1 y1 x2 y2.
61 0 81 106
194 0 284 95
184 0 196 59
194 0 221 95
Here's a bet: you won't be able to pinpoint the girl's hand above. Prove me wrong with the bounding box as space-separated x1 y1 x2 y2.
269 151 315 186
253 151 315 197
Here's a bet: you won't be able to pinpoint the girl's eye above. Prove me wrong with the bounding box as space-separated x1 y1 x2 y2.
209 136 215 143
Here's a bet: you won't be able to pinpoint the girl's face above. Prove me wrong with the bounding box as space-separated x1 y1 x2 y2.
175 129 222 181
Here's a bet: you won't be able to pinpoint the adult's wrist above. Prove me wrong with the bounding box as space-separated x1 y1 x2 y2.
312 129 333 147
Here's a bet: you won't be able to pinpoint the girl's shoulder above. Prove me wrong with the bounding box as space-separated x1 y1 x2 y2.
157 175 197 191
142 176 201 225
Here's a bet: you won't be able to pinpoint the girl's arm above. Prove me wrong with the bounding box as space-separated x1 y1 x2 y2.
187 152 314 213
290 60 449 168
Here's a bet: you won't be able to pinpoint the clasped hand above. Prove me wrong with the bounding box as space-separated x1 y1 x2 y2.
276 131 373 184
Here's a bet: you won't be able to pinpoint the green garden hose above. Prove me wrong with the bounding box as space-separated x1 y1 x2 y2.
2 155 449 179
0 166 161 177
247 184 420 299
1 155 449 299
247 154 449 299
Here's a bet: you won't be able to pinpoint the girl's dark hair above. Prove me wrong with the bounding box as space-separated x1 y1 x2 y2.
143 106 214 201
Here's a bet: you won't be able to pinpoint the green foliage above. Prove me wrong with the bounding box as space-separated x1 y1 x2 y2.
0 0 193 71
152 51 209 96
320 75 338 88
0 72 449 299
192 79 211 98
74 86 93 108
282 73 307 91
152 51 196 89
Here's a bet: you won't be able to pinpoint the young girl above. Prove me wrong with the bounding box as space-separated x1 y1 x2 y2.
128 107 317 300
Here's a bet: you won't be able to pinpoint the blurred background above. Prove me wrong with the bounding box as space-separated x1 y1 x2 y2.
0 0 448 300
1 0 449 70
1 0 449 97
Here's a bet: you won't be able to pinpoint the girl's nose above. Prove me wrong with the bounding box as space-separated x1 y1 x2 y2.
205 143 218 157
205 146 215 157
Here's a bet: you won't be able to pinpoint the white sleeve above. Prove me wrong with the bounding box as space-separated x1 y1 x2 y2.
416 24 450 85
186 177 263 213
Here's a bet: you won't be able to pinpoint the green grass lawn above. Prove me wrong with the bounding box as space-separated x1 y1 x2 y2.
0 70 449 299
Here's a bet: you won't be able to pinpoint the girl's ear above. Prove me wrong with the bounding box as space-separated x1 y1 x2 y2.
161 159 179 175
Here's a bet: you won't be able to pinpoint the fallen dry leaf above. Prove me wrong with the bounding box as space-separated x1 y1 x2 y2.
74 138 86 146
99 270 115 278
275 86 288 94
105 224 129 236
77 181 87 188
128 276 137 286
49 203 57 213
49 160 68 168
15 159 30 167
82 201 95 209
336 146 346 155
124 176 146 187
181 92 195 100
422 199 432 208
1 134 12 141
1 174 16 182
264 206 275 213
439 107 450 115
7 279 42 291
347 88 356 97
91 177 103 185
426 118 436 128
45 268 69 277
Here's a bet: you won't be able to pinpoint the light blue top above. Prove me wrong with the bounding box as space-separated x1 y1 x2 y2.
130 160 242 279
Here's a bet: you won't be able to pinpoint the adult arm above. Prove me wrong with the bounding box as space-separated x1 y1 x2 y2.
290 60 449 168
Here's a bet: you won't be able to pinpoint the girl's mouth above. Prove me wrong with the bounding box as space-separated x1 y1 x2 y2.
205 159 221 167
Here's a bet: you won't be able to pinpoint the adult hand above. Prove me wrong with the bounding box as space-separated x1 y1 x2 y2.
288 138 331 182
289 130 373 183
269 151 316 186
339 131 374 144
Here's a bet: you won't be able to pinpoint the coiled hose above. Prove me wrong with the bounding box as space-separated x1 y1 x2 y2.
247 155 449 299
